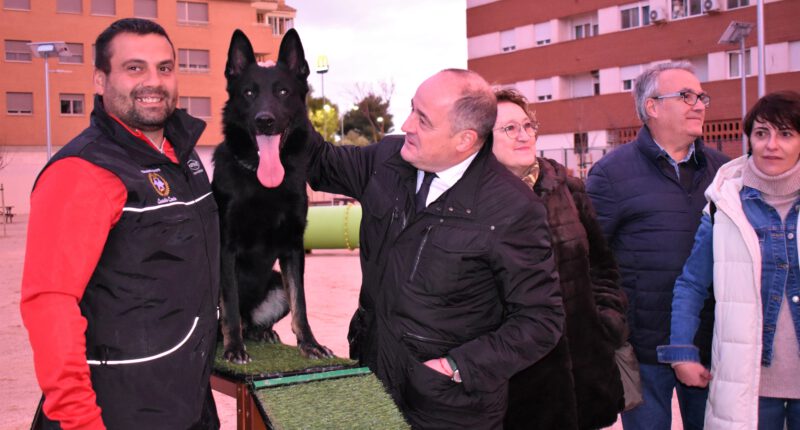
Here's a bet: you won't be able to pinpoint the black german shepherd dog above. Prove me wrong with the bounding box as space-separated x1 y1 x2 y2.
212 29 332 362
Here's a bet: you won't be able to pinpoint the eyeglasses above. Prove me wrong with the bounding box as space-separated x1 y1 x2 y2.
652 91 711 107
495 121 539 140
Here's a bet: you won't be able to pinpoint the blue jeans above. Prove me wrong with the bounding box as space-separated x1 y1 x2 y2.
621 363 708 430
759 397 800 430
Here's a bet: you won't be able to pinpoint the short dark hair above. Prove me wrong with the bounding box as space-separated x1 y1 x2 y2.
441 69 497 143
744 91 800 144
494 88 537 123
94 18 174 74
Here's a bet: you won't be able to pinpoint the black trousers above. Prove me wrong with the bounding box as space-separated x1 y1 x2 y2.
31 386 220 430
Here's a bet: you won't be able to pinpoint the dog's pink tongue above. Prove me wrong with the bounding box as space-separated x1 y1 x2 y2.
256 134 284 188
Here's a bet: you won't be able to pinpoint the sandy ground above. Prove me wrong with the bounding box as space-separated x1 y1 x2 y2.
0 215 685 429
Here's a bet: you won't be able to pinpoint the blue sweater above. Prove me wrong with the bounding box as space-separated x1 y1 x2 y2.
586 125 729 364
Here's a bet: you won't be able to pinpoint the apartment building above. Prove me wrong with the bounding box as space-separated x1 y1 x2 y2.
0 0 295 211
467 0 800 176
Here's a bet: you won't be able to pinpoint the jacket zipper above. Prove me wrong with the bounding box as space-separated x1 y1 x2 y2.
409 225 433 281
403 332 460 347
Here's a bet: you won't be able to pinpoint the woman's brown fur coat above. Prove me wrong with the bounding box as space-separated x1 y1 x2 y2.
505 158 628 429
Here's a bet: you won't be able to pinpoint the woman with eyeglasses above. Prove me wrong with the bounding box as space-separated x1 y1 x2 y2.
492 88 629 429
657 91 800 429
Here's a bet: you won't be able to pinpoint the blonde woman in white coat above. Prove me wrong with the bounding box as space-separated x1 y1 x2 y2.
657 91 800 430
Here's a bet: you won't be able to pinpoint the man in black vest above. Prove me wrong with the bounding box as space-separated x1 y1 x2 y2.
21 18 220 430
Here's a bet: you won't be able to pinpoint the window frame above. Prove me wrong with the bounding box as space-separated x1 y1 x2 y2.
620 6 640 29
179 96 211 118
4 39 32 62
7 92 33 115
56 0 82 13
672 0 703 19
622 79 634 91
574 132 589 155
178 48 210 72
500 29 516 52
3 0 30 10
59 93 85 116
534 22 551 46
267 16 294 36
58 43 83 64
727 0 749 9
133 0 157 18
177 1 209 25
789 40 800 72
536 78 553 102
728 49 753 78
90 0 116 16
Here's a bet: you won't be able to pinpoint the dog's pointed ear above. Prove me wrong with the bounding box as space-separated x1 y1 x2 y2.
277 28 309 80
226 29 256 80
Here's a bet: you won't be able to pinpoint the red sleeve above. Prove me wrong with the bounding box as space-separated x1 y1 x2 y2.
20 157 126 430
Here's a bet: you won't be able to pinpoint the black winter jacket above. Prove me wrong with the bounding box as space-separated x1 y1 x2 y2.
506 158 627 430
586 126 729 365
307 133 563 429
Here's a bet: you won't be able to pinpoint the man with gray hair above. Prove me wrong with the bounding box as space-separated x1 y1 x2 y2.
306 68 563 428
586 62 729 430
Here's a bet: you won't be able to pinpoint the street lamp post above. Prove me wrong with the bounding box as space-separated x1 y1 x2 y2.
718 22 754 156
316 55 329 102
757 0 765 97
376 116 385 139
27 42 71 161
323 103 331 141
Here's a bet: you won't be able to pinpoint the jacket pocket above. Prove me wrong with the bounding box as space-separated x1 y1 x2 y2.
404 358 508 416
419 225 493 297
401 332 459 360
429 224 491 253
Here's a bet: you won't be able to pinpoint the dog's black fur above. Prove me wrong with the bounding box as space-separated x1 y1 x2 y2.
212 29 332 362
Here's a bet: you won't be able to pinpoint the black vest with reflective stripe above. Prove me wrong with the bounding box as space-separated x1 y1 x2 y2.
37 98 220 429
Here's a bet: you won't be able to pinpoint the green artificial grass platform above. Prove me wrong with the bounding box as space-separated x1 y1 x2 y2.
214 341 356 379
255 373 410 430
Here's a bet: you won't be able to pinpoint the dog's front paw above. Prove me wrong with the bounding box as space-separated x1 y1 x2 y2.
223 344 251 364
298 341 334 359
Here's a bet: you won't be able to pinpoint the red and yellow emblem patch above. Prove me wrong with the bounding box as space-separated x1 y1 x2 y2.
148 172 171 197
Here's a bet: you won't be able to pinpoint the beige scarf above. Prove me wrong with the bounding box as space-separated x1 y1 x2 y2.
520 159 541 189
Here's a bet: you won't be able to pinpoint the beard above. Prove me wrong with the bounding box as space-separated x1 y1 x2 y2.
105 86 177 132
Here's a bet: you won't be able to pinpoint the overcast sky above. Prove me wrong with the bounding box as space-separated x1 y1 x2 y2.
287 0 468 133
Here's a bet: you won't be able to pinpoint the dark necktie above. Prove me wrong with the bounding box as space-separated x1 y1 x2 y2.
416 171 437 213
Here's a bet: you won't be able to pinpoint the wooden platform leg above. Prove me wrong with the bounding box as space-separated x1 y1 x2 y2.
211 375 267 430
247 390 267 430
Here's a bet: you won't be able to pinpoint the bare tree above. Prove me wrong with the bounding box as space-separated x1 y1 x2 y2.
345 80 396 142
0 143 10 171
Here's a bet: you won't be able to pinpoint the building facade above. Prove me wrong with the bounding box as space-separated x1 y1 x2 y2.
0 0 295 212
467 0 800 177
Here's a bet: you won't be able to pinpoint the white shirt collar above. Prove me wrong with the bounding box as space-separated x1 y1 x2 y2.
416 151 479 207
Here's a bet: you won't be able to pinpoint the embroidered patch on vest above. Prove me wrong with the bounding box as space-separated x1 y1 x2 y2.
148 172 171 197
187 159 205 175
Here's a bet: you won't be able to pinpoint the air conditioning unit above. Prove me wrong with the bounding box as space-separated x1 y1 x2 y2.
649 7 667 23
703 0 722 13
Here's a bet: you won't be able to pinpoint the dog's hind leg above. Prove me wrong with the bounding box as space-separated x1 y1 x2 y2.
280 248 334 359
220 249 251 363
